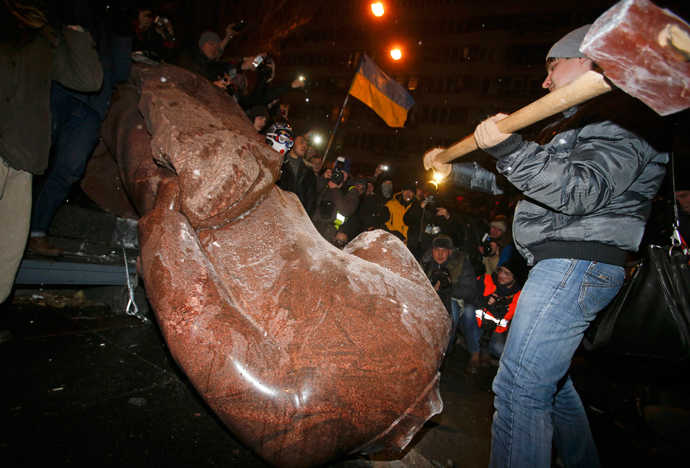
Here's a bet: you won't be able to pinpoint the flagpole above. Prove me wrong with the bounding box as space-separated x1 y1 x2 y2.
322 53 362 166
322 94 350 165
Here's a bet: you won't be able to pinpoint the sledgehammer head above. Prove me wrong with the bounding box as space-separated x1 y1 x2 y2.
581 0 690 116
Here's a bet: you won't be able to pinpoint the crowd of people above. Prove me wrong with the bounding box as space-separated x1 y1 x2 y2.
259 110 528 376
0 0 527 367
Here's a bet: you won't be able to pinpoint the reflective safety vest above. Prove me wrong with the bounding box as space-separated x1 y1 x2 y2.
475 274 521 333
334 212 346 230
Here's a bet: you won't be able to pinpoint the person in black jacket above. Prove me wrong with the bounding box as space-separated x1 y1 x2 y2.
353 177 390 234
131 5 175 62
277 134 316 215
404 183 459 261
420 235 477 354
311 167 360 246
29 1 132 257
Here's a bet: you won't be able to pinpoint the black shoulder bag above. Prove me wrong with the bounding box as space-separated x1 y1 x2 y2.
583 156 690 362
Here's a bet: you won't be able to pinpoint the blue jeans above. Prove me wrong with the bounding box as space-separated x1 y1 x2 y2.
31 87 101 234
459 301 506 357
489 259 624 468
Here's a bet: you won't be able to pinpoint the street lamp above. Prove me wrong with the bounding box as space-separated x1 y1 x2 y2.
371 2 384 17
390 47 402 61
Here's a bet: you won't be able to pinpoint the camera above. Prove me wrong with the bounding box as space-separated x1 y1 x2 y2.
423 194 437 211
481 233 496 257
252 54 265 69
331 168 345 186
429 268 451 290
334 156 346 171
154 16 174 41
232 19 248 32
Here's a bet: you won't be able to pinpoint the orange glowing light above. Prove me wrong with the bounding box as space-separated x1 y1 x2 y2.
390 48 402 61
371 2 385 17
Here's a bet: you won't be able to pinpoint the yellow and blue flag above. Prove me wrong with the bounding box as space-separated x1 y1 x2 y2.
349 54 414 128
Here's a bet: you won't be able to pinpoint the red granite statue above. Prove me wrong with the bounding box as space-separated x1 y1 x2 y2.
91 64 450 468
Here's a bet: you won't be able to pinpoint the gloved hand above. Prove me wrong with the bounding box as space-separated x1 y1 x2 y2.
474 113 511 150
423 147 451 179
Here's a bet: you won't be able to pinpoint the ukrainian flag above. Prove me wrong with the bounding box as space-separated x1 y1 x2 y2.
349 54 415 128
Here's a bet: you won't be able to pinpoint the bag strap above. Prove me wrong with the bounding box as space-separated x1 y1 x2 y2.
669 153 688 255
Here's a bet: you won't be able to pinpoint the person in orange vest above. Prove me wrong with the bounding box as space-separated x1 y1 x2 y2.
461 254 527 375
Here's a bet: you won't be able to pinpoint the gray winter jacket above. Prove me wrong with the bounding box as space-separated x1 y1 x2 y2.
453 103 667 266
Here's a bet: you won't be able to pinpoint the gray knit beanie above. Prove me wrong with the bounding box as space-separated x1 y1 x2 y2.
546 25 591 60
198 31 221 49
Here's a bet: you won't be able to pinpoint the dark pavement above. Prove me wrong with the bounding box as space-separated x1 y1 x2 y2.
1 199 689 468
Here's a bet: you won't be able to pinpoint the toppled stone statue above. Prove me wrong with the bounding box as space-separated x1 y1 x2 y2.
85 63 451 468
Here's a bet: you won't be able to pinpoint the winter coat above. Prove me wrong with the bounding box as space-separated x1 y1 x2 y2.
404 200 459 259
311 186 360 244
278 155 317 215
421 249 477 313
357 192 390 233
175 46 228 83
474 274 521 334
385 192 413 241
0 27 103 174
464 93 668 266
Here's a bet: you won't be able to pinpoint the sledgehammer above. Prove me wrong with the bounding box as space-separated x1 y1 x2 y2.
423 0 690 171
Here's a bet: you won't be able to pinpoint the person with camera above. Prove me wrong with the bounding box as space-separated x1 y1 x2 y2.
236 59 306 112
176 24 254 90
478 215 515 274
404 182 459 261
131 6 176 62
421 235 477 354
316 156 349 194
461 254 526 375
479 234 500 276
311 161 359 247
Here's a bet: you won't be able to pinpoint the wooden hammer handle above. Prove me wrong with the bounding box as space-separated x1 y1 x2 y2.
431 71 613 166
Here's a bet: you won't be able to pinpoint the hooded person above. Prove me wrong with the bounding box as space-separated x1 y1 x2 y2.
461 252 527 375
384 180 416 242
378 176 394 201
